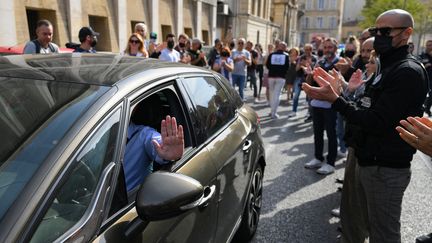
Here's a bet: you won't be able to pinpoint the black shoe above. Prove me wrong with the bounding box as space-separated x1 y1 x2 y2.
304 116 312 123
337 186 343 192
335 178 344 184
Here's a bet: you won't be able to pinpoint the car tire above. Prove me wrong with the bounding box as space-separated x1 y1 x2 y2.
233 165 263 242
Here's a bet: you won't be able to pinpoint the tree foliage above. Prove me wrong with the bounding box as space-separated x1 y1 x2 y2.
359 0 426 28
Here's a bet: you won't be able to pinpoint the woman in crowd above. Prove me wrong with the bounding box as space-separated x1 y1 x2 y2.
123 33 148 57
255 44 265 101
285 47 299 103
212 47 234 83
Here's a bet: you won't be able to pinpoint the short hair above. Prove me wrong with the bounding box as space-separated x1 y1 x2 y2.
134 23 146 31
166 33 176 40
324 37 338 48
37 19 52 28
178 33 189 40
289 47 300 55
304 43 313 50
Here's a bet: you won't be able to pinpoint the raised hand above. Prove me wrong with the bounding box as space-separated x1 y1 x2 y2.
396 116 432 157
347 69 365 93
152 115 184 161
335 57 352 75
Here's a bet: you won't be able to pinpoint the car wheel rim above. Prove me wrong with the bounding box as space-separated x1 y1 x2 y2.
248 168 262 230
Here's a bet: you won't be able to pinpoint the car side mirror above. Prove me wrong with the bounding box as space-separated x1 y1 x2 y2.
135 172 204 221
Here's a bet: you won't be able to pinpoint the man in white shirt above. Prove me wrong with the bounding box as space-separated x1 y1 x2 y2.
159 33 180 62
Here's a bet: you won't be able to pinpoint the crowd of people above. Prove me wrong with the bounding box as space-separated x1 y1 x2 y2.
21 10 432 243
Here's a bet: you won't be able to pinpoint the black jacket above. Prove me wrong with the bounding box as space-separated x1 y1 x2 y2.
332 46 428 168
266 50 290 79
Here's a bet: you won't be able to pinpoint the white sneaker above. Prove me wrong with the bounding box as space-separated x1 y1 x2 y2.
316 163 335 175
337 150 347 158
305 158 323 169
287 112 297 118
331 208 340 217
271 113 280 119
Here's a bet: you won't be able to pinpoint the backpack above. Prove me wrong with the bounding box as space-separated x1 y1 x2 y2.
32 39 58 53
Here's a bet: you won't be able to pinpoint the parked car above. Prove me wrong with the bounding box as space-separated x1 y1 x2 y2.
0 53 266 243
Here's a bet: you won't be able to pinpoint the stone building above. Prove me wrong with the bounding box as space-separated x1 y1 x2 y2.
272 0 300 48
297 0 345 46
0 0 217 52
217 0 279 48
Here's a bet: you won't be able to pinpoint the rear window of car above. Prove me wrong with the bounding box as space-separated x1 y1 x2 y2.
0 78 109 220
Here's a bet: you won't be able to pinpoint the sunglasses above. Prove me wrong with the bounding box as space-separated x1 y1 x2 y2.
237 42 244 45
129 39 140 44
368 27 407 37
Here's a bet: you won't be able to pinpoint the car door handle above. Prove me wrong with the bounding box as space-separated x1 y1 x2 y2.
198 185 216 209
180 185 216 211
243 139 253 152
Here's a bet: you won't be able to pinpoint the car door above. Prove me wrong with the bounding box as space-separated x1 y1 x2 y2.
93 80 219 243
179 75 256 242
25 107 123 243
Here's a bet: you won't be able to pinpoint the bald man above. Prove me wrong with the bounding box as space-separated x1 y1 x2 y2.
358 28 372 46
302 9 428 243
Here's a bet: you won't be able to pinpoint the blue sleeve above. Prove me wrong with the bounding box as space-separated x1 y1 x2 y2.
142 129 168 165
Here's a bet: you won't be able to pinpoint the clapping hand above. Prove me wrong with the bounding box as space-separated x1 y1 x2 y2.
347 69 365 93
313 67 343 95
396 117 432 157
152 115 184 161
335 57 352 75
302 67 339 103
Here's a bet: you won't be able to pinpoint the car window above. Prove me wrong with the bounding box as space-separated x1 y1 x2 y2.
0 79 109 220
181 76 235 139
30 109 121 243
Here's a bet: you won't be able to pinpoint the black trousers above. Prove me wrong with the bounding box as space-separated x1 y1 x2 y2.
312 107 337 166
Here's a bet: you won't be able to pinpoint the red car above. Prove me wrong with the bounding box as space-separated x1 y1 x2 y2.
0 44 74 55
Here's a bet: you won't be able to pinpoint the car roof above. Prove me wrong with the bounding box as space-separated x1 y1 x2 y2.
0 53 208 86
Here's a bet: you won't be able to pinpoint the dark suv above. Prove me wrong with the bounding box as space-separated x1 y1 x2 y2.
0 54 266 243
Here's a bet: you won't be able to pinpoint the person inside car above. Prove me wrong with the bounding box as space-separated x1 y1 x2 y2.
123 98 184 192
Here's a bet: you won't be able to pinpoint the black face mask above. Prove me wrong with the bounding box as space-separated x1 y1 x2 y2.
167 40 175 49
90 36 98 47
374 35 394 56
179 42 185 48
345 50 356 58
318 50 324 57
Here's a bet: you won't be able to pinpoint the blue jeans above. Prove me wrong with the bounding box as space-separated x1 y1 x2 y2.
232 74 246 99
292 77 303 112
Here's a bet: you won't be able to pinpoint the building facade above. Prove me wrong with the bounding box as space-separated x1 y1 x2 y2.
0 0 217 52
341 0 365 42
272 0 300 48
217 0 279 48
297 0 344 46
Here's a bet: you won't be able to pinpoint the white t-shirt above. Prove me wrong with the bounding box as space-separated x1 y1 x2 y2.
159 48 180 62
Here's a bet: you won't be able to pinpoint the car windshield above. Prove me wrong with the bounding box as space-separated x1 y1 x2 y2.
0 78 109 220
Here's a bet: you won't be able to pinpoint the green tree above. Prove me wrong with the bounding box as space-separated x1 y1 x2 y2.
359 0 425 28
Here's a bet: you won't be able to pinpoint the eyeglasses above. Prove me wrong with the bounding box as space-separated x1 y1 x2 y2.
129 39 140 44
368 27 407 37
237 42 244 45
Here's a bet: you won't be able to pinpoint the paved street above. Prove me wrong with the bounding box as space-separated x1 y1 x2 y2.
242 88 432 243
